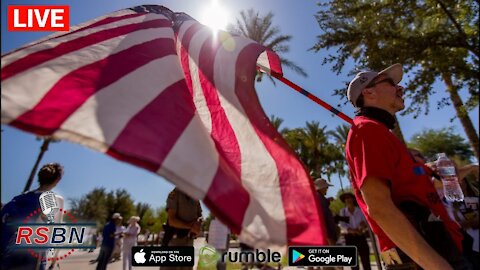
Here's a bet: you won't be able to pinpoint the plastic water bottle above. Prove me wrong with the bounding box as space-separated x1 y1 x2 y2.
435 153 464 202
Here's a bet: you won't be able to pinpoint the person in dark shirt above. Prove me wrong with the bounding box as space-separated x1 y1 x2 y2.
161 188 202 270
314 178 338 245
96 213 122 270
1 163 64 270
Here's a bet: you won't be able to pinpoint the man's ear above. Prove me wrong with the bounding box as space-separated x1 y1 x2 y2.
362 87 376 99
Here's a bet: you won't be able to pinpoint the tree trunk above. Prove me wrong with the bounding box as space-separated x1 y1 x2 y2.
442 73 480 160
392 116 406 145
338 173 345 192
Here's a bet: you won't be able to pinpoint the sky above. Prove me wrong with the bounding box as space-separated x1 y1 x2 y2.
2 0 478 213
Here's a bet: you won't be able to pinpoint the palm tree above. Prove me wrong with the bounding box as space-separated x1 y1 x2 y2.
227 9 307 82
328 124 351 192
269 114 288 134
302 121 328 178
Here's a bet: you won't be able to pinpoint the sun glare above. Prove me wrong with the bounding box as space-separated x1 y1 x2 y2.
200 0 229 31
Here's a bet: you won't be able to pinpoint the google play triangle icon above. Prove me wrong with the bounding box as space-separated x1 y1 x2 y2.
292 249 305 263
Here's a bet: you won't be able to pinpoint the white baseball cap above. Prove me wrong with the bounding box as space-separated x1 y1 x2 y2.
347 63 403 107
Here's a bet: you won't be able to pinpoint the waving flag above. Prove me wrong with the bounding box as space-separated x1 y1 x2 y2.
1 5 327 250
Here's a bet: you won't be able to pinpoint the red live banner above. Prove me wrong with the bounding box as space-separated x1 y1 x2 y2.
8 6 70 31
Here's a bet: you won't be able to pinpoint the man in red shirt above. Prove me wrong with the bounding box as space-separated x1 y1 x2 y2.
345 64 469 269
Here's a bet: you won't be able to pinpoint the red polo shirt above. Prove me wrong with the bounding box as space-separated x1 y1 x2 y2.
345 116 462 251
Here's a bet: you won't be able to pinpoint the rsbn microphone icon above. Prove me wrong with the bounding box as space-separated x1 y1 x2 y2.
39 191 59 257
39 191 59 223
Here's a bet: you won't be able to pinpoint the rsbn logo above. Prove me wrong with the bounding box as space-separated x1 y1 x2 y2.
7 5 70 31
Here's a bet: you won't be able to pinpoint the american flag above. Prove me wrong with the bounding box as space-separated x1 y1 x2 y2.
1 5 327 250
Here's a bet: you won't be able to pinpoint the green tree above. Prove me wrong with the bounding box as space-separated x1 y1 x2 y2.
282 121 343 181
135 202 151 221
313 0 479 159
156 207 168 232
408 127 474 162
301 121 329 178
105 189 135 221
70 188 135 229
69 187 108 228
269 114 289 135
328 124 351 191
228 9 307 82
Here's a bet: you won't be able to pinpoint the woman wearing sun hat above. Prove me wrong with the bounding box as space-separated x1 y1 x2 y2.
122 216 141 270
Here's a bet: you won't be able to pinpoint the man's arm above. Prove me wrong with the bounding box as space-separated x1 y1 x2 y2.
361 176 453 270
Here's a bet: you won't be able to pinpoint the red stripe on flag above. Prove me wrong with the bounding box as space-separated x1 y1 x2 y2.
204 158 250 234
1 13 148 58
2 19 171 81
176 23 204 96
82 13 147 31
195 31 248 234
198 35 242 177
265 50 282 75
106 79 195 172
175 23 250 233
235 44 328 246
10 38 176 135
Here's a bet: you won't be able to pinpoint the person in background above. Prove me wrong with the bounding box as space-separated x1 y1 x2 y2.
207 216 230 270
314 178 339 245
338 192 370 270
122 216 141 270
143 229 151 246
161 187 202 270
111 216 125 262
311 178 340 270
1 163 65 270
88 228 97 253
96 213 122 270
409 149 479 268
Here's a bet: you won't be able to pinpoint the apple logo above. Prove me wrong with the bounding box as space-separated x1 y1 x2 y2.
134 249 147 264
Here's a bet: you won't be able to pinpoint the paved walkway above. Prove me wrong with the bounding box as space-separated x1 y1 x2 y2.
50 238 381 270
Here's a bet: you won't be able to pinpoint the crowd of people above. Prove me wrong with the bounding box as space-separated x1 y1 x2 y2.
1 63 479 270
91 213 141 270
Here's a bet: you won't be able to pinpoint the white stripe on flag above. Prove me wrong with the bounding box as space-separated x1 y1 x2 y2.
1 13 158 67
175 20 196 56
256 51 273 75
1 27 174 123
1 9 137 60
54 55 184 150
187 27 215 133
158 113 219 199
213 36 287 248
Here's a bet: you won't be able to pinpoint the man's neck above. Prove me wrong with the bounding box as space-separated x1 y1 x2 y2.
356 106 396 130
37 184 54 191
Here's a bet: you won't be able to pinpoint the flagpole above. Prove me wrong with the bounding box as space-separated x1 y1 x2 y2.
271 73 354 125
23 137 52 192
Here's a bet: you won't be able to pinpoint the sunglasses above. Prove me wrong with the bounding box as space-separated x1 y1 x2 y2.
366 78 396 88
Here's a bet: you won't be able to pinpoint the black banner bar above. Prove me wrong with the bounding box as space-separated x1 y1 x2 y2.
288 246 357 267
131 246 194 267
